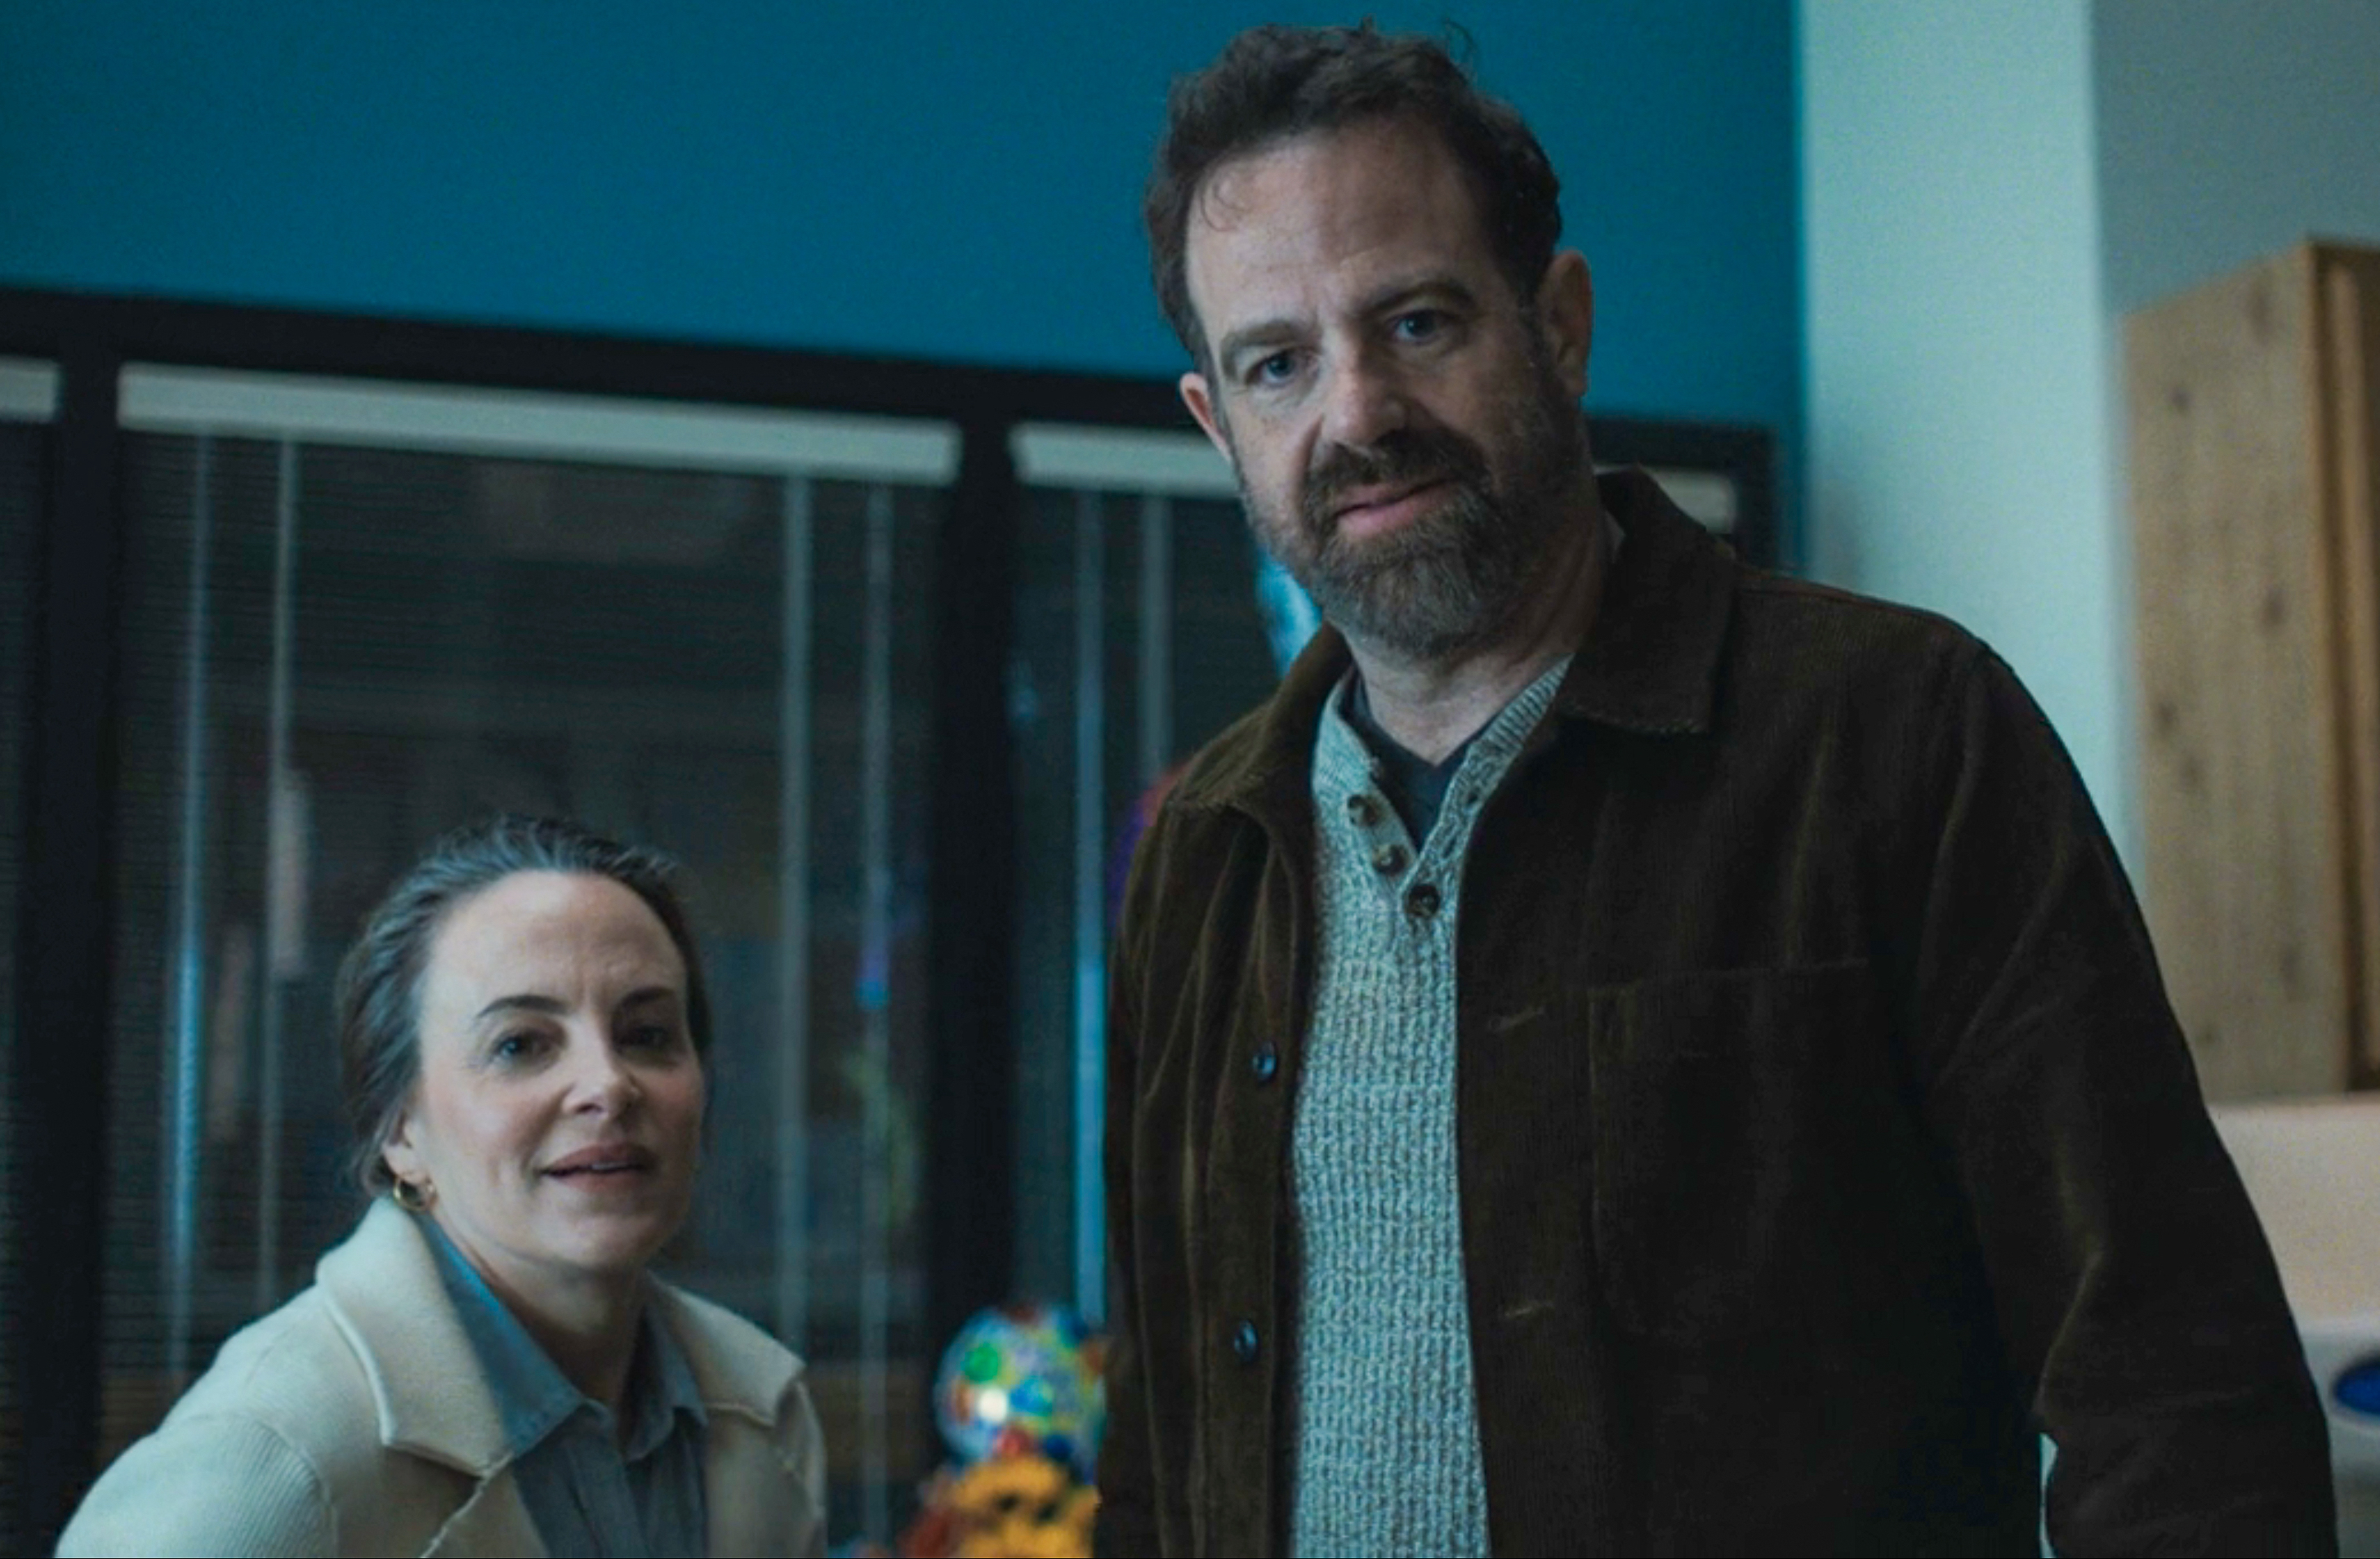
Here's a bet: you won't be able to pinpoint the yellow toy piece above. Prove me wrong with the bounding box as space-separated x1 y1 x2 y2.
940 1453 1098 1559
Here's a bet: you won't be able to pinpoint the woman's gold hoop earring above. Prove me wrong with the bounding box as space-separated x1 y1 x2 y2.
390 1178 434 1214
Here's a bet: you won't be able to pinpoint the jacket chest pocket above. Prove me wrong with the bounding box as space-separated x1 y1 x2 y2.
1584 960 1908 1347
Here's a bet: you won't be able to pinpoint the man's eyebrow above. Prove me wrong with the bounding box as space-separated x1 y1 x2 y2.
1215 318 1304 373
1362 275 1482 317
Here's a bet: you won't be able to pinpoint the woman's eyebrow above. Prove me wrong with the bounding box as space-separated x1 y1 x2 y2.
473 992 565 1022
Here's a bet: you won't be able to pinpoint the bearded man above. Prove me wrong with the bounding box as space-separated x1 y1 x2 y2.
1095 22 2336 1559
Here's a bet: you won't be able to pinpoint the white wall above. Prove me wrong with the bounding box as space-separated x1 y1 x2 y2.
1801 2 2130 857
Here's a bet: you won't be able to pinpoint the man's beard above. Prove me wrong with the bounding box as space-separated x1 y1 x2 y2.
1237 360 1586 662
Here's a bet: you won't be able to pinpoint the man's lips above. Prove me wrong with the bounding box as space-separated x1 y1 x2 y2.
1330 478 1451 538
542 1143 657 1178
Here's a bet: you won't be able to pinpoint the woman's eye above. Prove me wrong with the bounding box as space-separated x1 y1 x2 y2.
626 1024 683 1053
488 1031 544 1064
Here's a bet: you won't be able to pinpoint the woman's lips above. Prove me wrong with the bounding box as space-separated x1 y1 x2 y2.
543 1143 657 1178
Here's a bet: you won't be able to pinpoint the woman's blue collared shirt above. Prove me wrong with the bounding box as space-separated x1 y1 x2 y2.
421 1217 709 1557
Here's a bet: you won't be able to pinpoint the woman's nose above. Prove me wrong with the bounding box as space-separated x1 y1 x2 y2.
564 1033 640 1112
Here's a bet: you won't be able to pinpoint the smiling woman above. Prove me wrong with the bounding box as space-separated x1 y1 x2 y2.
58 815 827 1559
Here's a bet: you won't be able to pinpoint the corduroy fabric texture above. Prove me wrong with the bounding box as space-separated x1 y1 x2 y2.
1286 659 1569 1559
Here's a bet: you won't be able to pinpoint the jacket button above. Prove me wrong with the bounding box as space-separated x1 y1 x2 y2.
1405 882 1442 919
1231 1320 1260 1364
1346 793 1381 827
1371 844 1409 875
1250 1043 1279 1084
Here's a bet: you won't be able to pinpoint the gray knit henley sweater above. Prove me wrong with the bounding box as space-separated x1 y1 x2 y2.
1288 655 1572 1559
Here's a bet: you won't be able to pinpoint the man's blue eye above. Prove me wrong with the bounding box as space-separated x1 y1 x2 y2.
1394 310 1445 341
1250 351 1298 385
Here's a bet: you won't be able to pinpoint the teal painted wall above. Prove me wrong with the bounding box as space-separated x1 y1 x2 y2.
0 1 1799 507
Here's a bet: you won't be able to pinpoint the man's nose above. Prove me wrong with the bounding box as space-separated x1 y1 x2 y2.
1318 344 1411 451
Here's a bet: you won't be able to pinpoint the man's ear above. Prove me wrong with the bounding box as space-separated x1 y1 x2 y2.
1535 249 1594 399
1180 371 1231 460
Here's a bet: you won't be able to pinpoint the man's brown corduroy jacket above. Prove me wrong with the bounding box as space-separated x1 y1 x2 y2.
1096 469 2336 1556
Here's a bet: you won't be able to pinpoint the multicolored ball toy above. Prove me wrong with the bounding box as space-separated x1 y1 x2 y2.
933 1302 1106 1477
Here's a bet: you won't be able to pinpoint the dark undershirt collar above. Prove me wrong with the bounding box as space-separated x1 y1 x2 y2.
1344 673 1477 845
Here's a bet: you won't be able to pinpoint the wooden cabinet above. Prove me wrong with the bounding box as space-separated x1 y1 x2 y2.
2128 241 2380 1101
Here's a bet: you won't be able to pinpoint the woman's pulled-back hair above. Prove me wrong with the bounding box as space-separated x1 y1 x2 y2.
334 814 711 1194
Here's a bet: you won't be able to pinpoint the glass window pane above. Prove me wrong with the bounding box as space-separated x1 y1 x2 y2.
1009 452 1281 1316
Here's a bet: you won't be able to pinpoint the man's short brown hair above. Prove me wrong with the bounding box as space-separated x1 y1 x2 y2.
1145 23 1565 370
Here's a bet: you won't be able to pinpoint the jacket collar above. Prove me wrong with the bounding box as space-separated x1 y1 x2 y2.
1174 465 1736 822
316 1200 792 1476
318 1200 513 1476
1552 466 1735 736
647 1282 800 1432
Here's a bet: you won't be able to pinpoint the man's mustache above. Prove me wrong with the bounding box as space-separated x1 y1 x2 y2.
1300 427 1491 534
